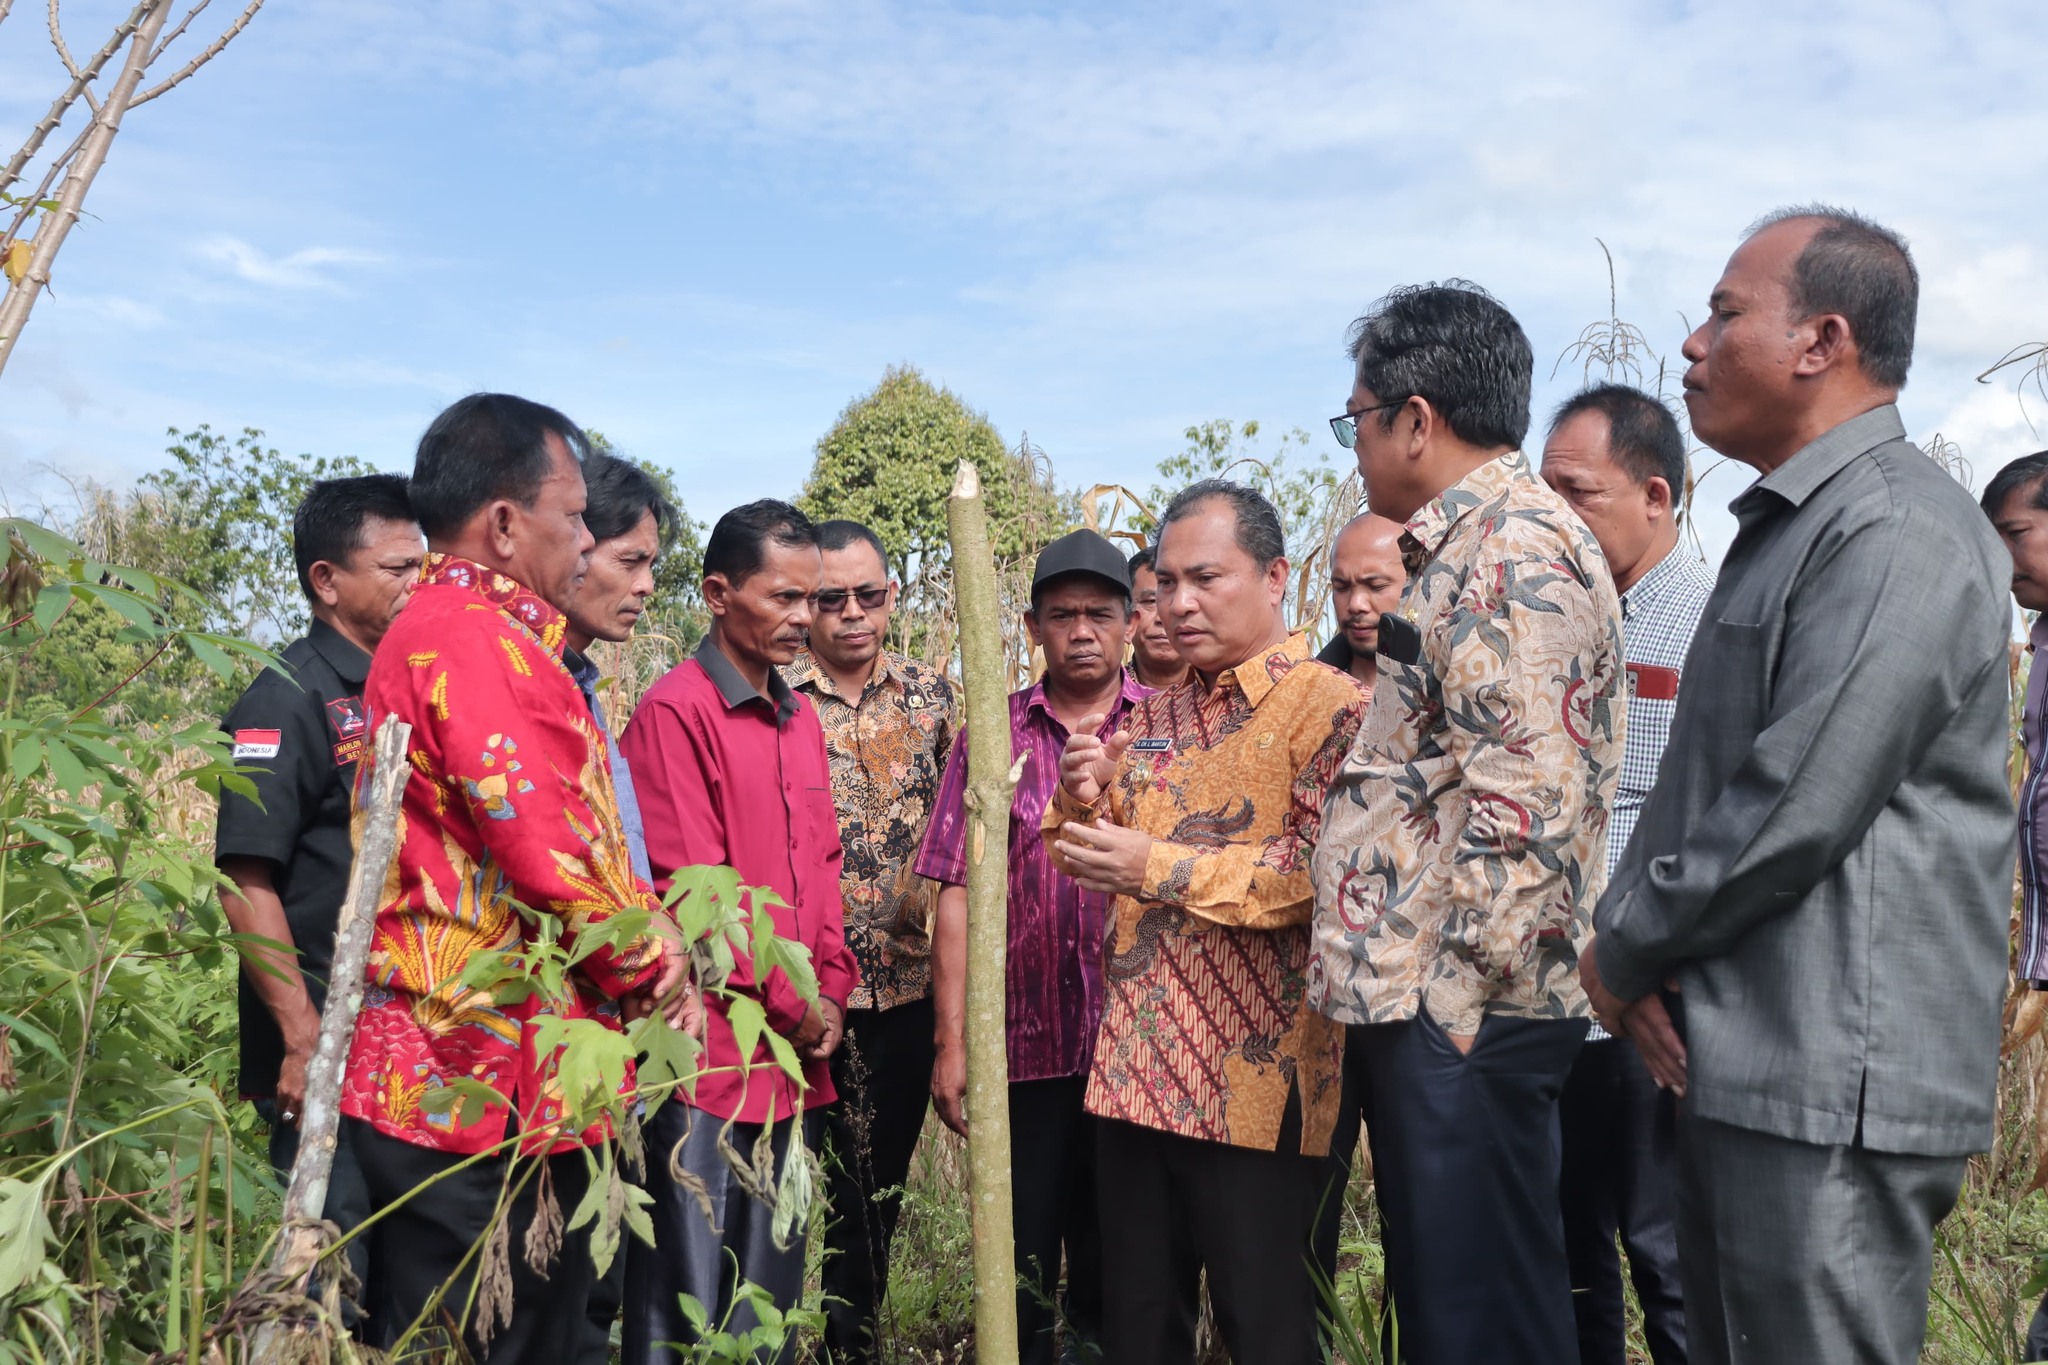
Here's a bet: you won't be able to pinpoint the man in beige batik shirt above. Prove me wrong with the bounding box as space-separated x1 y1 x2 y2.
1309 282 1626 1365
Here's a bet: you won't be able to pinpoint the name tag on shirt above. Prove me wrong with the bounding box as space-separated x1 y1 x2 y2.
232 728 282 760
1130 738 1173 754
1627 663 1680 702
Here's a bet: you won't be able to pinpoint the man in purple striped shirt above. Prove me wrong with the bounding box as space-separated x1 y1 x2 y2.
915 529 1148 1365
1980 450 2048 1359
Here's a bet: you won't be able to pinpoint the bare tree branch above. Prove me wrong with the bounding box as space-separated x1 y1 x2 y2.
0 0 172 372
2 1 150 198
44 0 104 113
130 0 262 108
150 0 209 62
4 120 92 243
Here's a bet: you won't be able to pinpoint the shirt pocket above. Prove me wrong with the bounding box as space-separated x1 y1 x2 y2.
1694 618 1771 738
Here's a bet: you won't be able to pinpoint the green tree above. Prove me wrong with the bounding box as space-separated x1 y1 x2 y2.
796 366 1067 664
23 427 374 723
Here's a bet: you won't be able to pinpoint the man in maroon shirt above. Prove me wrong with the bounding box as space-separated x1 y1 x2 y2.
619 500 860 1364
916 529 1145 1365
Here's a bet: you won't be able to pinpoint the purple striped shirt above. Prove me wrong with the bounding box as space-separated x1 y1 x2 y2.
913 671 1150 1082
2021 616 2048 985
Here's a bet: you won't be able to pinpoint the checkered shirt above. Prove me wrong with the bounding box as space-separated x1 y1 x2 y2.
1589 544 1715 1039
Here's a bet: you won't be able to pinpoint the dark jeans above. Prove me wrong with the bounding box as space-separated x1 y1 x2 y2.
263 1099 375 1332
1096 1112 1325 1365
625 1102 818 1365
1010 1075 1103 1365
1352 1009 1587 1365
820 997 937 1365
346 1116 599 1364
1559 1036 1686 1365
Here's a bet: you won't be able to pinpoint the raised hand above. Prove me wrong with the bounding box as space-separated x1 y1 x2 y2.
1058 713 1134 805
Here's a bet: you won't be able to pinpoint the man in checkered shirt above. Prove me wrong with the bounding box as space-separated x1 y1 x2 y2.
1541 384 1714 1365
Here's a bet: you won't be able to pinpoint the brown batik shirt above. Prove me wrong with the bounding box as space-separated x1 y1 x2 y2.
1044 635 1368 1157
787 649 957 1010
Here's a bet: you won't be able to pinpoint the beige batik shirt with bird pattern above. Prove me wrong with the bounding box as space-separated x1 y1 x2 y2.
1309 449 1626 1037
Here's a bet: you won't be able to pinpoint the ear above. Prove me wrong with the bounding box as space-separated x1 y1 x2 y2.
702 573 732 619
1794 313 1857 378
1118 603 1137 646
1266 555 1290 607
1022 610 1043 649
1402 397 1437 457
1644 475 1675 522
484 499 520 559
306 559 344 610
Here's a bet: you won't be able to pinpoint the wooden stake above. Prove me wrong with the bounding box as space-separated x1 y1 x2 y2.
947 461 1022 1365
249 713 411 1359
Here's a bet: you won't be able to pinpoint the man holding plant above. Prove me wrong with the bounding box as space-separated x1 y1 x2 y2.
339 393 697 1364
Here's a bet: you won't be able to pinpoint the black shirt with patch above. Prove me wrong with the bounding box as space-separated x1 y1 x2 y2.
214 617 371 1097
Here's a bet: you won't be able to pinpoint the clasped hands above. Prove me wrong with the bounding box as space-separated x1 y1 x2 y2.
1051 712 1153 897
1580 933 1688 1095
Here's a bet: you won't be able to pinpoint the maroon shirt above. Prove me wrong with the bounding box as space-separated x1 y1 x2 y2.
622 637 861 1124
913 671 1150 1083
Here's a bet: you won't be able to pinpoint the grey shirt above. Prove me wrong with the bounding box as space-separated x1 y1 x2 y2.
1595 405 2014 1156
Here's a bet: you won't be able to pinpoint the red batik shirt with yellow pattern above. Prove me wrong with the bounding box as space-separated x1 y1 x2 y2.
1044 635 1368 1157
339 553 663 1157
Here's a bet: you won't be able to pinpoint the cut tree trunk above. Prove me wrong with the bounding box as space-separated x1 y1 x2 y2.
947 461 1022 1365
247 714 411 1361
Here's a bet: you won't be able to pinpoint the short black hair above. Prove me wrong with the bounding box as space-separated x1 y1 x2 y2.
814 519 892 579
1747 205 1919 390
1547 384 1688 495
292 473 415 602
1127 546 1156 576
1158 479 1286 570
1981 451 2048 519
703 499 816 584
581 452 673 545
1347 281 1533 450
408 392 591 540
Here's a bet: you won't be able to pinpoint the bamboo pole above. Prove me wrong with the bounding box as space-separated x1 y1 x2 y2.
947 461 1022 1365
249 714 411 1360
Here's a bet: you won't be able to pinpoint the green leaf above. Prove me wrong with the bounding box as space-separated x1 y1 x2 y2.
38 740 87 796
32 583 69 632
9 734 43 781
726 994 766 1067
0 1175 56 1298
182 632 235 679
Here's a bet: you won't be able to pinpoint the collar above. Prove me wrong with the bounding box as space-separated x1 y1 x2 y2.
1208 632 1311 708
785 647 902 703
695 635 800 722
1024 667 1149 725
305 615 372 686
1737 404 1906 516
1315 633 1355 671
421 552 569 657
1401 450 1529 566
563 646 599 690
1618 542 1689 615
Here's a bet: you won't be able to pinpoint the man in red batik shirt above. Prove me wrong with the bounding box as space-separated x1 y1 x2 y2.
620 499 860 1365
340 394 696 1365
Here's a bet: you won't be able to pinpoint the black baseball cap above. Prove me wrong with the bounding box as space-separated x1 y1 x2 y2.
1031 529 1132 598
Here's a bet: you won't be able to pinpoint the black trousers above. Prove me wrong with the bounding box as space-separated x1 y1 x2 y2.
820 997 937 1365
1096 1113 1325 1365
1010 1075 1103 1365
625 1102 817 1365
1352 1010 1587 1365
346 1116 599 1365
1559 1036 1687 1365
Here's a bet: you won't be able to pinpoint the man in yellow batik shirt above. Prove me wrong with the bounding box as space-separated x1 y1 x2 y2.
1046 479 1369 1365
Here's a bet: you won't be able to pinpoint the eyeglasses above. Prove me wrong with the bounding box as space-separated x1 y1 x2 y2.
814 585 890 614
1329 400 1406 451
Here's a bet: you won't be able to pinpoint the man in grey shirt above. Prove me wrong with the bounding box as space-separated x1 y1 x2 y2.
1581 207 2014 1365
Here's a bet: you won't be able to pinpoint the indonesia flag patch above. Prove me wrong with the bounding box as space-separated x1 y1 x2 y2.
232 728 282 760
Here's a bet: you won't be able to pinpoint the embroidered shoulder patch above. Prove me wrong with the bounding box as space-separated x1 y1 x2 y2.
232 728 281 760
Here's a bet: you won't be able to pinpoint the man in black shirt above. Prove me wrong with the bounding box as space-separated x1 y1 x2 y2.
213 473 421 1307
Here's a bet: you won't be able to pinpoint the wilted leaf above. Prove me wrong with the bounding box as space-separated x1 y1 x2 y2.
2 239 30 287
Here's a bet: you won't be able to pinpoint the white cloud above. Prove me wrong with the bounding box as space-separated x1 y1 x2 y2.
193 236 385 291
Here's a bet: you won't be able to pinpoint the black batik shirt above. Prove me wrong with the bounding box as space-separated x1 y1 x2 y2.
214 617 372 1096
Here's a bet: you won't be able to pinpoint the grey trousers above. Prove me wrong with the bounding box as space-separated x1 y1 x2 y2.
1676 1114 1966 1365
624 1102 818 1365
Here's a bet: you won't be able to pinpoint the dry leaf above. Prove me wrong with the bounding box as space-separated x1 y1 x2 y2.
2006 986 2048 1059
1 240 29 287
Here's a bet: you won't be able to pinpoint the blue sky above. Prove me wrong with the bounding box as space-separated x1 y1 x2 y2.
4 0 2046 562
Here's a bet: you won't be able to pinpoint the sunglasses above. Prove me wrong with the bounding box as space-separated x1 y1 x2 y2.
1329 399 1407 450
814 585 891 614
